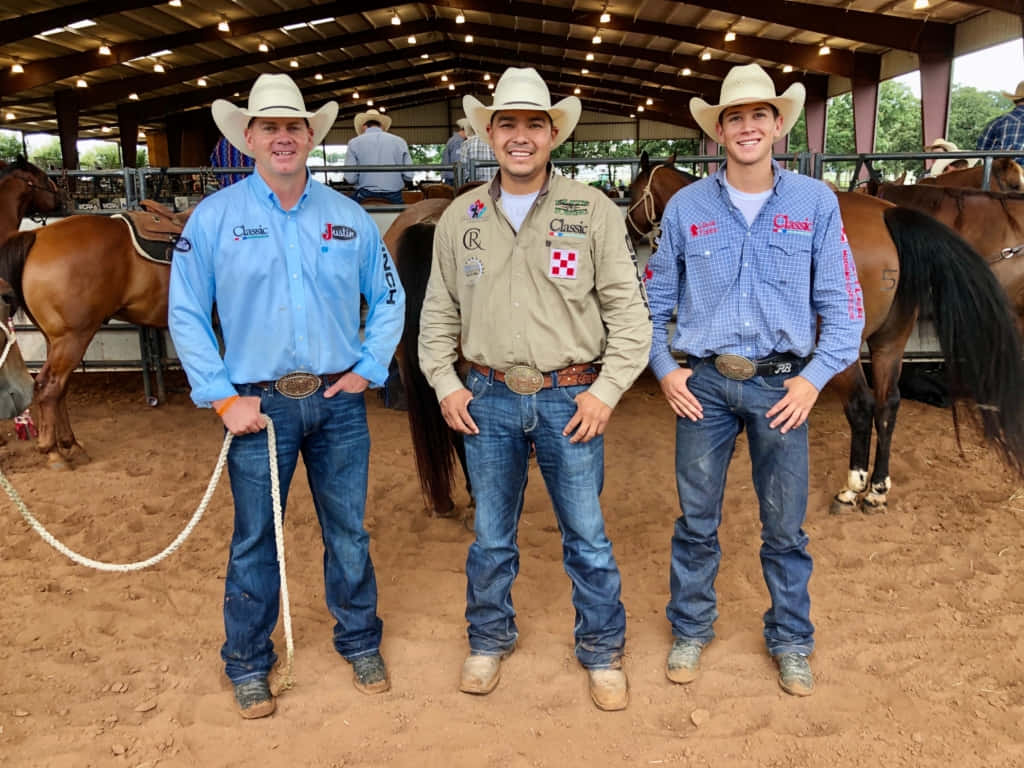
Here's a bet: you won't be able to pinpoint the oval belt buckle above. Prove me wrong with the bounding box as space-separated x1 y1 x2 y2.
275 371 322 399
504 364 544 396
714 354 756 381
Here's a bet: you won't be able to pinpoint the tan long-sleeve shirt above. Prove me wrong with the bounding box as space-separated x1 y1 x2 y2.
419 169 652 409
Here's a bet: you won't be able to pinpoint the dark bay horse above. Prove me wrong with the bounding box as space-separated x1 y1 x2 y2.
627 152 1024 514
0 217 170 468
871 184 1024 330
383 199 473 517
0 157 66 235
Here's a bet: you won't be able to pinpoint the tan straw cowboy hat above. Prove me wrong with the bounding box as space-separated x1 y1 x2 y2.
463 67 581 149
211 73 338 158
925 137 977 174
690 63 805 141
1002 80 1024 103
354 109 392 133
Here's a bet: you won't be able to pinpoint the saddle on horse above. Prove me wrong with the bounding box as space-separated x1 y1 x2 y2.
111 199 196 264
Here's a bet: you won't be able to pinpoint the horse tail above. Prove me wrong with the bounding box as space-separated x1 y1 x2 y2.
884 206 1024 476
395 221 459 514
0 229 37 317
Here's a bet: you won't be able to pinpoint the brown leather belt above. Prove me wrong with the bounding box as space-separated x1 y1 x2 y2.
471 362 600 395
250 371 348 398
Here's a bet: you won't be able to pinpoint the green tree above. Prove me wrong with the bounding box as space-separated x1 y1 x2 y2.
947 84 1011 150
79 142 121 169
30 137 63 170
789 111 809 154
410 143 442 165
874 80 922 177
0 130 23 162
136 146 148 166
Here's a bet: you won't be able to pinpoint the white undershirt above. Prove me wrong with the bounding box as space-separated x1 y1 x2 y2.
724 178 772 227
500 190 539 232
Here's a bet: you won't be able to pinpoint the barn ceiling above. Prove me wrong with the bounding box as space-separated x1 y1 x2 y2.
0 0 1017 138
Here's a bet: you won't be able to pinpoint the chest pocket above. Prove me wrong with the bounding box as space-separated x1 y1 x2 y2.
766 232 812 297
683 236 738 302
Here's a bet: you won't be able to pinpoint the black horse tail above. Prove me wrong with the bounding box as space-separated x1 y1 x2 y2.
395 221 460 515
0 229 37 317
884 206 1024 476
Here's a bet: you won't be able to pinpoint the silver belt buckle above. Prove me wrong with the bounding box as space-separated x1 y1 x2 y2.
714 354 756 381
275 371 322 399
504 364 544 395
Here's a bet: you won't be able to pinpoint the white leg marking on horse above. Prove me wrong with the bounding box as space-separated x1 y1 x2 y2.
847 470 868 493
836 488 859 504
862 477 891 508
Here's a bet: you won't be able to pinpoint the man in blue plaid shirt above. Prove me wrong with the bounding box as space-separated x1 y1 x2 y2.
977 81 1024 165
644 64 864 698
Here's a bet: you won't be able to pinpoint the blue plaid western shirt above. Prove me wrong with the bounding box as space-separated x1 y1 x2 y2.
977 103 1024 164
646 162 864 392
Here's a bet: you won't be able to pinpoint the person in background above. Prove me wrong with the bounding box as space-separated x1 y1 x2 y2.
924 137 975 177
977 81 1024 165
442 117 470 185
343 108 413 203
457 127 498 183
169 74 405 720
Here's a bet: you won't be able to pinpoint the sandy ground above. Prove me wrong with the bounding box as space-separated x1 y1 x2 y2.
0 370 1022 768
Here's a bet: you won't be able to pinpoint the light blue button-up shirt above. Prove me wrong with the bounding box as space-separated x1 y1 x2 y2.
646 162 864 392
343 126 413 194
169 168 405 407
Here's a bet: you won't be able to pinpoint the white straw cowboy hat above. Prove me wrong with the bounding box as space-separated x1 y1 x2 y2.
463 67 581 149
456 117 471 132
1002 80 1024 102
211 73 338 158
690 63 805 141
925 137 977 174
354 108 392 133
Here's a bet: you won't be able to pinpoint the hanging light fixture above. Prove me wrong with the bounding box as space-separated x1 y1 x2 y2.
11 61 24 74
314 73 323 80
367 99 374 106
258 40 269 53
574 87 581 95
5 112 14 121
681 67 691 76
629 113 635 119
197 77 207 86
407 35 416 44
646 97 653 105
218 18 230 32
483 74 490 81
465 34 473 42
783 64 794 73
352 91 360 99
586 52 594 61
379 106 386 112
455 11 465 23
724 30 736 42
289 59 299 68
441 74 448 81
129 92 139 100
420 53 429 59
448 83 455 90
592 32 603 44
600 9 611 23
487 83 494 90
701 49 711 61
101 125 111 133
581 68 589 74
391 10 401 25
818 42 830 55
913 0 929 8
98 43 111 55
637 105 645 112
76 78 88 87
168 0 182 6
153 62 165 73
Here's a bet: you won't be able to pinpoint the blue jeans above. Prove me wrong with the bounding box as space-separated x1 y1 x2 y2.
668 359 814 656
221 382 382 684
463 368 626 669
354 188 403 204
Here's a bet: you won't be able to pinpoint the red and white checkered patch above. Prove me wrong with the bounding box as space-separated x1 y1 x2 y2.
549 248 578 279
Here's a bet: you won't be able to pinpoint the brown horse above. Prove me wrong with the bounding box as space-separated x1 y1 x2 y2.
872 184 1024 329
627 152 1024 514
382 199 474 517
0 217 170 468
0 157 66 235
919 157 1024 192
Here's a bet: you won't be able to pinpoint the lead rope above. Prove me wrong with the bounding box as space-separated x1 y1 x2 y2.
625 165 664 249
0 415 295 694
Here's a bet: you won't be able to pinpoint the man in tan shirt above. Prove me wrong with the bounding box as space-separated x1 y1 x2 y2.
419 67 651 711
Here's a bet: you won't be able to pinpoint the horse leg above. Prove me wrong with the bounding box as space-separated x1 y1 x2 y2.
55 385 89 463
828 363 874 514
35 334 92 469
860 343 909 514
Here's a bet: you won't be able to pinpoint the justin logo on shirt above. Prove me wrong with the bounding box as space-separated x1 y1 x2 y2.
323 223 358 241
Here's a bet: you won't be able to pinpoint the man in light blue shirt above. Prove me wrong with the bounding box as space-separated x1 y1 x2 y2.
169 74 405 719
343 108 413 204
441 117 469 185
645 64 864 698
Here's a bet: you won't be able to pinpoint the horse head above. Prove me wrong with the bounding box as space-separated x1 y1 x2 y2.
993 157 1024 193
626 155 696 243
3 156 67 219
0 278 34 420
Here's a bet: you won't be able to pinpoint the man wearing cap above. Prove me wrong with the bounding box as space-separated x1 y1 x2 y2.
343 108 413 204
978 81 1024 165
441 117 471 185
644 63 864 697
418 67 651 711
169 74 405 718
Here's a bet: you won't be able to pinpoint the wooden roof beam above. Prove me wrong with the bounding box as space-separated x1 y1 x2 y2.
0 0 164 48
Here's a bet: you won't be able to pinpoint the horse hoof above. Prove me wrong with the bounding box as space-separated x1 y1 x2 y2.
860 498 888 515
46 456 70 471
431 499 460 519
829 497 857 515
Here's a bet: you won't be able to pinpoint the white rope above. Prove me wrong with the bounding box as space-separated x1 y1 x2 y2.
625 165 664 249
0 415 295 692
0 317 19 370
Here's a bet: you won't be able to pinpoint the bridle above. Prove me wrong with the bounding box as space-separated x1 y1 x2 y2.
11 171 65 224
626 164 668 245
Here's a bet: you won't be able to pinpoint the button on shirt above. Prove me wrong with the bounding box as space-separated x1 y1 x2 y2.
419 168 652 409
645 162 864 392
343 126 413 194
169 169 406 406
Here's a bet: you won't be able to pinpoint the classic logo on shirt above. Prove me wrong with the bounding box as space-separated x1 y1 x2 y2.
548 218 587 237
689 221 718 237
468 199 487 219
554 199 589 216
549 248 578 279
233 224 269 241
323 223 357 241
463 256 484 285
772 214 813 236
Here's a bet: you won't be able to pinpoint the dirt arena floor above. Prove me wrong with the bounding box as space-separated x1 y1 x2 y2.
0 370 1021 768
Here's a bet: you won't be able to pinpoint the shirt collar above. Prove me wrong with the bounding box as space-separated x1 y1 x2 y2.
247 166 312 212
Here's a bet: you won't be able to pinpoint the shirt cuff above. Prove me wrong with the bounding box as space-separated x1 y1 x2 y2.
587 377 623 410
432 370 466 404
353 358 389 389
649 348 682 381
798 359 831 392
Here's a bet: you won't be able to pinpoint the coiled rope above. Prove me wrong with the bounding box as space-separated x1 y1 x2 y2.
0 415 295 693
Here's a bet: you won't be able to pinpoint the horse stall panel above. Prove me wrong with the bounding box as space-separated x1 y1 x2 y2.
12 316 178 373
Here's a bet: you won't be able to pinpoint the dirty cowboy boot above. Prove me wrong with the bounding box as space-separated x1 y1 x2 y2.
459 650 513 695
587 666 629 711
775 652 814 697
666 638 705 684
233 678 275 719
351 652 391 694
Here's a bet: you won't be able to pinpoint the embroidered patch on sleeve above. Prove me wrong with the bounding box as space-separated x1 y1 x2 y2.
549 248 578 279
